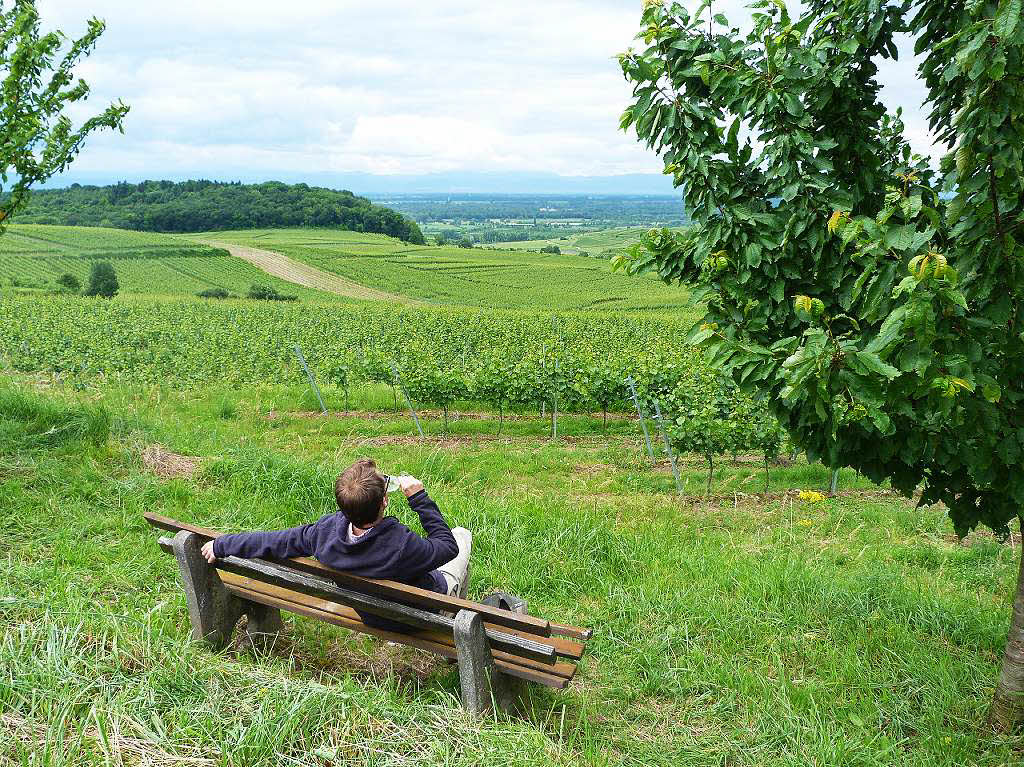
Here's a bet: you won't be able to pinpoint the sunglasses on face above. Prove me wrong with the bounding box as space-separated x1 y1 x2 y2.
381 473 401 494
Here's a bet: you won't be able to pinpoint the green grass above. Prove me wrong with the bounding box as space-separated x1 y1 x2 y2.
189 229 693 312
3 374 1022 765
0 225 341 301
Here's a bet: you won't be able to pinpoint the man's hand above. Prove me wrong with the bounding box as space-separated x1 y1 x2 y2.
201 540 217 563
398 475 424 498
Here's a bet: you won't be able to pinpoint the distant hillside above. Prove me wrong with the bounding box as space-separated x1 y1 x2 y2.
11 180 425 244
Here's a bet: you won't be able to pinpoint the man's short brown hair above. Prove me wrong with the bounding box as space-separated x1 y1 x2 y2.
335 458 386 527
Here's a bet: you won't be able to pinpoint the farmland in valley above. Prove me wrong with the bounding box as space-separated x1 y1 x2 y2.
488 227 655 260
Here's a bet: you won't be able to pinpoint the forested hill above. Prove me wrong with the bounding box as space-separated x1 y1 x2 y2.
12 180 426 244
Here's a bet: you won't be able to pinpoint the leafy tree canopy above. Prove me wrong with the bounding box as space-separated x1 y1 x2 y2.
618 0 1023 729
10 179 426 244
84 261 117 298
1 0 128 229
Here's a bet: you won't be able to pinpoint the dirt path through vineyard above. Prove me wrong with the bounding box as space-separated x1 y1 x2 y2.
201 240 415 303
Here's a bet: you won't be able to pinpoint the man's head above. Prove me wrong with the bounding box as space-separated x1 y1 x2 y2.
335 458 387 528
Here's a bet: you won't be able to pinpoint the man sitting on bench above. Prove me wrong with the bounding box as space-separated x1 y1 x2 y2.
200 458 472 632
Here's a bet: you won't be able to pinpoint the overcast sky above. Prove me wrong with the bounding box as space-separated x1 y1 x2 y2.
36 0 934 188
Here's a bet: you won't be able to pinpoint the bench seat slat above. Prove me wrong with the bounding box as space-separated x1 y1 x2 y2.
482 623 586 661
224 577 578 681
223 578 574 689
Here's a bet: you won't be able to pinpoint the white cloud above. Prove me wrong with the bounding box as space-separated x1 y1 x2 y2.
36 0 938 184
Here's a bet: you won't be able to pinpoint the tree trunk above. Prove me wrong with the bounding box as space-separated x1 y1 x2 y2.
497 402 504 437
764 455 770 494
989 530 1024 732
706 453 714 497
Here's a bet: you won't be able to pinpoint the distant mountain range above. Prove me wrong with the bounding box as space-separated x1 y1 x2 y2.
43 170 681 196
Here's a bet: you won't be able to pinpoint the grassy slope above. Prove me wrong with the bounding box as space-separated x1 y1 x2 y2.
0 224 344 302
3 375 1022 765
189 229 693 312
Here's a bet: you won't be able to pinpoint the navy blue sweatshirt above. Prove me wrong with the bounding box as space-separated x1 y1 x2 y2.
212 489 458 632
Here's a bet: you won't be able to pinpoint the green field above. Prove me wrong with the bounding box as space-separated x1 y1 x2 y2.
0 224 692 312
0 292 698 389
489 227 654 260
0 225 338 301
3 376 1022 765
188 229 692 312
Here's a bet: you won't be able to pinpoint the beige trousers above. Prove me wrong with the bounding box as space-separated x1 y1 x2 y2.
437 527 472 599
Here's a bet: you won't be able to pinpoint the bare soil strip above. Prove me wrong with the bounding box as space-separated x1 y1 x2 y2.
201 240 413 303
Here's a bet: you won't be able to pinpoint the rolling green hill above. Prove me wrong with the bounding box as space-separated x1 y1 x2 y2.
0 225 342 302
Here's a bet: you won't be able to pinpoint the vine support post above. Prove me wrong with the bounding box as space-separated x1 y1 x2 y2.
540 343 546 419
626 376 656 464
390 362 423 438
651 397 683 496
293 344 327 415
551 356 559 440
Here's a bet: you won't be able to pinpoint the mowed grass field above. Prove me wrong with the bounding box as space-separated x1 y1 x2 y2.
186 229 693 312
0 225 337 302
3 375 1023 765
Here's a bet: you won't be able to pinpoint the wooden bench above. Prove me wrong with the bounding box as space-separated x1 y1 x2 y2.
145 513 591 714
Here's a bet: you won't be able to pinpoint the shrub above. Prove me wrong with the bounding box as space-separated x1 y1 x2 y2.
83 262 118 298
197 287 230 299
540 245 561 255
247 284 297 302
56 273 81 292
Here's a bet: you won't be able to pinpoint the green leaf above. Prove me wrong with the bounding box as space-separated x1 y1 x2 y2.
883 224 916 251
994 0 1021 39
900 195 922 219
864 306 907 355
982 383 1002 403
855 351 901 380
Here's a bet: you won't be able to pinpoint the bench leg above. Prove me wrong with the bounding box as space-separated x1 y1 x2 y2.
453 609 521 716
170 530 281 650
244 602 284 651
